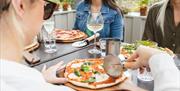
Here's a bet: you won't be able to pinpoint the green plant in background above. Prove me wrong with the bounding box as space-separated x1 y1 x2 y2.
59 0 63 2
63 0 75 9
48 0 74 4
62 0 74 4
48 0 60 3
139 0 149 7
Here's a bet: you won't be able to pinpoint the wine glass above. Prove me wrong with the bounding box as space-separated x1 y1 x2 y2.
43 18 57 53
99 38 107 57
137 68 153 81
87 12 104 54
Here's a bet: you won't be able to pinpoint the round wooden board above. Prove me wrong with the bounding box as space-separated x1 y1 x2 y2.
24 41 40 52
64 77 128 91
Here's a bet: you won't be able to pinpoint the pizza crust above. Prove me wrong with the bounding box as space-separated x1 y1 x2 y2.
67 74 126 89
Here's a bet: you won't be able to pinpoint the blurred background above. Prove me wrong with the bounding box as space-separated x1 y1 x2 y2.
48 0 162 43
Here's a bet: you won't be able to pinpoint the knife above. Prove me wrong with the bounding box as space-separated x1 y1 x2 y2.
72 33 100 48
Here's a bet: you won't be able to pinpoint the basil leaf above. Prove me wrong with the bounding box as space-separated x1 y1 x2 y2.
88 77 96 83
82 77 96 83
93 70 100 74
81 65 90 72
84 62 93 65
74 70 81 77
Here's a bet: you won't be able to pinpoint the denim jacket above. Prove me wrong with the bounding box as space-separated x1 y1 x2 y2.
74 1 124 39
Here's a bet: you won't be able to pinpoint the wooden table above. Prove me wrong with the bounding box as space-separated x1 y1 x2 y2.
26 43 180 91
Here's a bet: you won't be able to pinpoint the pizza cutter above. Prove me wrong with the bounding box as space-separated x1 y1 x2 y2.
103 55 125 78
72 33 100 48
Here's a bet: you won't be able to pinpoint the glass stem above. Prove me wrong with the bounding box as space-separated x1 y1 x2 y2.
94 33 97 49
48 33 52 49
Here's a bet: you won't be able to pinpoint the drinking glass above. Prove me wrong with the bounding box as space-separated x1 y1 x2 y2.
99 38 107 57
43 19 57 53
87 12 104 54
137 68 153 81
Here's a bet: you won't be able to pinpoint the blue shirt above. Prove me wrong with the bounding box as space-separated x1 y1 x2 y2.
74 1 124 39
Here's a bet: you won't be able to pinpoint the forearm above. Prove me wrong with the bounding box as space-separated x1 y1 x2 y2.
149 53 180 91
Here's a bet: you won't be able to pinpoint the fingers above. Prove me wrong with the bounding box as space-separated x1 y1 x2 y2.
55 61 64 67
124 62 140 70
146 67 151 72
139 67 145 74
52 61 64 69
52 78 68 84
42 64 47 72
57 64 66 71
56 64 66 77
127 52 139 62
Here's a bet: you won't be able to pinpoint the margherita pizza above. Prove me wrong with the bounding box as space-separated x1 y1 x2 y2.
53 29 87 42
64 58 126 89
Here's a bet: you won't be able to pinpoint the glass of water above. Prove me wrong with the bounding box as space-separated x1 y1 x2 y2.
99 38 107 57
43 19 57 53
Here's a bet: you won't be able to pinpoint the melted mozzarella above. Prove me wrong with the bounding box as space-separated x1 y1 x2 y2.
94 74 109 82
68 73 80 79
98 65 104 70
71 63 83 68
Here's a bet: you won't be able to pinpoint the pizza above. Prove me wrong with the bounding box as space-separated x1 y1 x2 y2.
53 29 87 42
120 44 136 59
120 41 174 59
64 58 126 89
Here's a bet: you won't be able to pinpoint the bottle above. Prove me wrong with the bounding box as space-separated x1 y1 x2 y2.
85 29 94 37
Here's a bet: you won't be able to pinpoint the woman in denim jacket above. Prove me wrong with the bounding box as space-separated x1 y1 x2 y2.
74 0 124 39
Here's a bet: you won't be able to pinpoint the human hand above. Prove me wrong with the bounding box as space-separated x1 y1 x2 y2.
124 45 165 70
42 61 68 84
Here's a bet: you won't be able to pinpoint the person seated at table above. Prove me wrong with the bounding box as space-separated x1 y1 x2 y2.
142 0 180 54
124 46 180 91
0 0 74 91
74 0 124 39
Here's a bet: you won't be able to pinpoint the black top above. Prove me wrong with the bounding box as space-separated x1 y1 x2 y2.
143 2 180 53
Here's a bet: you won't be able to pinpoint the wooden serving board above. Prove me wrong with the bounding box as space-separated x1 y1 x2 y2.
58 69 132 91
64 77 129 91
24 41 40 52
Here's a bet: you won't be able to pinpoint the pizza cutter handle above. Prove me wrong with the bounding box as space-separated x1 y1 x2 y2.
85 33 100 42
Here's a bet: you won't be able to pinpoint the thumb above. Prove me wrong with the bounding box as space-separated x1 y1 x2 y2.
52 78 68 84
124 61 140 70
42 64 47 73
127 52 139 62
53 61 64 69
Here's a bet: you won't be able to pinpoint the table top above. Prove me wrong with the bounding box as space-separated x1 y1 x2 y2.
29 43 180 91
28 43 93 67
